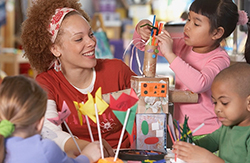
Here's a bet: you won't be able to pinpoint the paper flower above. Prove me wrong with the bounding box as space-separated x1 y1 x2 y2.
79 87 109 123
110 88 138 111
113 103 138 135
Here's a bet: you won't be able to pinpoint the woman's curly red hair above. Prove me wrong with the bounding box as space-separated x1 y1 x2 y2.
21 0 90 73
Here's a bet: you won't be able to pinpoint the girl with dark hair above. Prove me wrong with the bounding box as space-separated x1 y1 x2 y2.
133 0 248 140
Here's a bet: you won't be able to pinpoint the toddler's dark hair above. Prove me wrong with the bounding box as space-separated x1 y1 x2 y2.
190 0 238 43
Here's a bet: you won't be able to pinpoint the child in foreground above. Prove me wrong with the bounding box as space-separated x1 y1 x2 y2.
173 63 250 163
0 75 101 163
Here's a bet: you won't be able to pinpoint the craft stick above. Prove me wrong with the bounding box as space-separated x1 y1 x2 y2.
151 15 156 36
85 115 94 142
95 103 104 159
152 21 158 45
82 102 94 142
167 124 175 144
177 121 181 141
168 124 177 162
192 123 205 134
149 15 156 45
148 36 152 45
114 108 131 161
181 122 205 139
156 22 164 46
63 121 81 153
158 22 164 34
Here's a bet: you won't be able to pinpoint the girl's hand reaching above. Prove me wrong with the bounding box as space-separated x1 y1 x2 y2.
172 141 224 163
155 30 176 64
81 141 101 163
136 19 152 41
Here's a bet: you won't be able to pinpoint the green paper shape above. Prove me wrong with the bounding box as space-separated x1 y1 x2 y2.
112 103 138 134
141 120 149 135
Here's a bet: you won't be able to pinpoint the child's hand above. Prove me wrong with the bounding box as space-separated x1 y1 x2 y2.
172 141 224 163
81 141 101 163
102 138 115 157
155 30 176 63
136 19 152 41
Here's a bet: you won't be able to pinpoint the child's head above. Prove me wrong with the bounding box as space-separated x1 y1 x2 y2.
189 0 238 44
211 63 250 127
0 75 47 162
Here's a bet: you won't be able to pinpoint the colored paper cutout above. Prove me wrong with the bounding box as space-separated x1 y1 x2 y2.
147 49 154 53
144 137 159 144
152 122 159 130
110 88 138 111
48 101 71 126
141 120 149 135
112 103 138 134
156 130 164 137
141 83 167 97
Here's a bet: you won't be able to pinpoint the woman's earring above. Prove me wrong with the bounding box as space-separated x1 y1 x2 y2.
54 58 61 72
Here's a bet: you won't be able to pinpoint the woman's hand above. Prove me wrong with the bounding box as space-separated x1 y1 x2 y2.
64 137 114 158
81 141 101 163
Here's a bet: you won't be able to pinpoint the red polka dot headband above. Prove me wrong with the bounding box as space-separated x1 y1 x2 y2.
48 7 76 43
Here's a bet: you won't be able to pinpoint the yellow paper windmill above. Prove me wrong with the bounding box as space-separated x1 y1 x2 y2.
73 101 84 125
79 87 109 123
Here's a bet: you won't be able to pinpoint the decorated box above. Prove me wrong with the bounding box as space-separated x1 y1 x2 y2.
131 76 169 113
136 113 167 152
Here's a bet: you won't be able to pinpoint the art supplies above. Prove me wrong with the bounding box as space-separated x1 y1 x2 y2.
118 149 166 161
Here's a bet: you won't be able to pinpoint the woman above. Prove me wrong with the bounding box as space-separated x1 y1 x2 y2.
21 0 136 158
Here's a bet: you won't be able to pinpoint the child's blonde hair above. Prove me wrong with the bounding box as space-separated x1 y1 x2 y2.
0 75 47 162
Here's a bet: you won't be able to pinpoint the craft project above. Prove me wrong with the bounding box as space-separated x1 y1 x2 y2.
110 89 139 161
136 113 167 152
131 76 169 114
47 101 81 153
143 44 159 77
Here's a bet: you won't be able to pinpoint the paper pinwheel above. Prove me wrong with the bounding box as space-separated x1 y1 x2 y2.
79 87 109 123
48 101 71 126
48 101 82 153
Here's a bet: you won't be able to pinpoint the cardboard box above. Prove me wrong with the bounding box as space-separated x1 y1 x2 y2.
136 113 167 152
131 76 169 113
